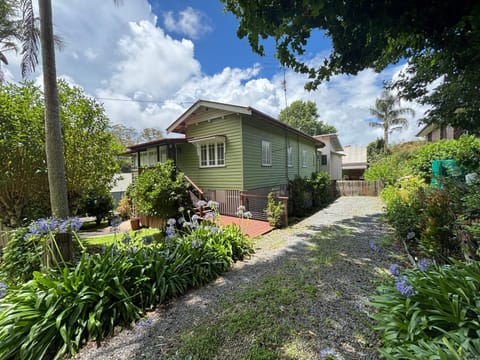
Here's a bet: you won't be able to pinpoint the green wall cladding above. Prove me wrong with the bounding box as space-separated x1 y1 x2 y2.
241 115 318 189
176 114 244 190
176 112 319 192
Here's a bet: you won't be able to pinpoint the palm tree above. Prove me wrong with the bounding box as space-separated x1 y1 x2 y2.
369 91 415 152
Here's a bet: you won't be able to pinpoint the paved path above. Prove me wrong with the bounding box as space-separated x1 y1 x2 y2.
77 196 392 360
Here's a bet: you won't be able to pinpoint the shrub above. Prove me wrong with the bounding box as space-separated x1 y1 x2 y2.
420 188 460 261
371 260 480 359
131 160 190 219
264 192 284 228
288 176 309 217
0 227 42 285
310 171 332 208
116 196 132 220
381 176 426 242
0 217 254 359
408 135 480 182
79 188 114 225
364 152 412 186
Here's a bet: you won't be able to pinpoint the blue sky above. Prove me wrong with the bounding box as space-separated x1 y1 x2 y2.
4 0 427 145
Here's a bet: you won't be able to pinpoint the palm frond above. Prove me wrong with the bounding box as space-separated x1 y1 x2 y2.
0 51 8 65
20 0 39 78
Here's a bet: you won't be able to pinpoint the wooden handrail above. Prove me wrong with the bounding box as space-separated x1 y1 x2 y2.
184 175 204 198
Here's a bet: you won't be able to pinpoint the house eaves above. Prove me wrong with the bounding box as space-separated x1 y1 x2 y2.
166 99 325 148
416 124 435 137
124 137 188 154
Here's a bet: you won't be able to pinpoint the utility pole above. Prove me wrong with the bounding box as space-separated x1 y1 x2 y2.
281 68 288 108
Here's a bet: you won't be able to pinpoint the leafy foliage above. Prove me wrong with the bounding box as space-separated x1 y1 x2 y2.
288 172 333 218
408 135 480 182
278 100 336 135
0 227 42 285
367 138 388 163
0 219 253 359
264 192 284 228
0 81 121 226
130 160 190 219
116 196 132 220
78 188 114 225
364 152 412 186
222 0 480 132
371 260 480 359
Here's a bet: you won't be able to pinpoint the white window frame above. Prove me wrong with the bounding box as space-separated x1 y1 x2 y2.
262 140 272 166
302 149 307 168
140 147 157 167
287 145 293 167
199 140 225 168
159 145 167 163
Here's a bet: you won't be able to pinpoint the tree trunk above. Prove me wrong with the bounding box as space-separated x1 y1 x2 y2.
384 128 389 152
38 0 69 219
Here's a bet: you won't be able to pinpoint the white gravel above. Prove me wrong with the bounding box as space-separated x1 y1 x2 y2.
76 196 393 360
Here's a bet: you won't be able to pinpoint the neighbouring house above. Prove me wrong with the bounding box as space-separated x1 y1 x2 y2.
342 145 367 180
314 133 344 181
127 100 325 219
416 124 466 142
111 173 132 205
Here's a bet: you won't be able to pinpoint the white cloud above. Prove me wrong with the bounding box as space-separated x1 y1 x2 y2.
106 20 201 99
163 7 213 39
3 0 428 147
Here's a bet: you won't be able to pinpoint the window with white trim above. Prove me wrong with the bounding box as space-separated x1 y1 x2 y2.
159 145 167 163
302 149 307 168
199 140 225 167
140 147 157 167
262 140 272 166
287 145 293 167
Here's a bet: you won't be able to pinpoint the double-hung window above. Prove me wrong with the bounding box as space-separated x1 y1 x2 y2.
199 140 225 167
287 145 293 167
262 140 272 166
302 150 307 168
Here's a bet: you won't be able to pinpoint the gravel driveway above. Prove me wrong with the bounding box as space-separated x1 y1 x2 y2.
77 196 393 360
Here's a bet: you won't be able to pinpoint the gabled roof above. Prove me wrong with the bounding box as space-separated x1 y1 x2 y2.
166 99 325 147
416 124 435 137
314 133 344 152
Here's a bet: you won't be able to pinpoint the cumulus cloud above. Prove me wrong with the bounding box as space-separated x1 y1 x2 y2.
3 0 428 147
107 20 201 99
163 7 213 39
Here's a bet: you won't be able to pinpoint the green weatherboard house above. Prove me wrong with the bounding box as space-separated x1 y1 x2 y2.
127 100 325 219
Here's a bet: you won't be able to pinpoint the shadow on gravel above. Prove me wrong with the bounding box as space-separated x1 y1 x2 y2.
81 211 391 360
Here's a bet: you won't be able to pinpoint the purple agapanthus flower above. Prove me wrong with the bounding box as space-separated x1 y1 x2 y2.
319 348 344 360
418 258 431 272
191 237 203 248
395 276 415 297
369 241 379 252
137 318 153 327
165 225 176 240
389 263 401 276
167 218 176 226
196 200 207 207
406 231 416 240
0 282 7 299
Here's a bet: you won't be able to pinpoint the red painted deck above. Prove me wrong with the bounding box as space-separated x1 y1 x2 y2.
218 216 273 238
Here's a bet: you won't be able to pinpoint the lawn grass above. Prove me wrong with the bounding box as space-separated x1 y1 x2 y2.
82 228 162 246
167 226 365 360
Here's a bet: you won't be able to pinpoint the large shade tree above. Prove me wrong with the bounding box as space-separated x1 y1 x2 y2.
222 0 480 132
0 81 121 227
279 100 336 136
3 0 122 219
369 91 415 152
